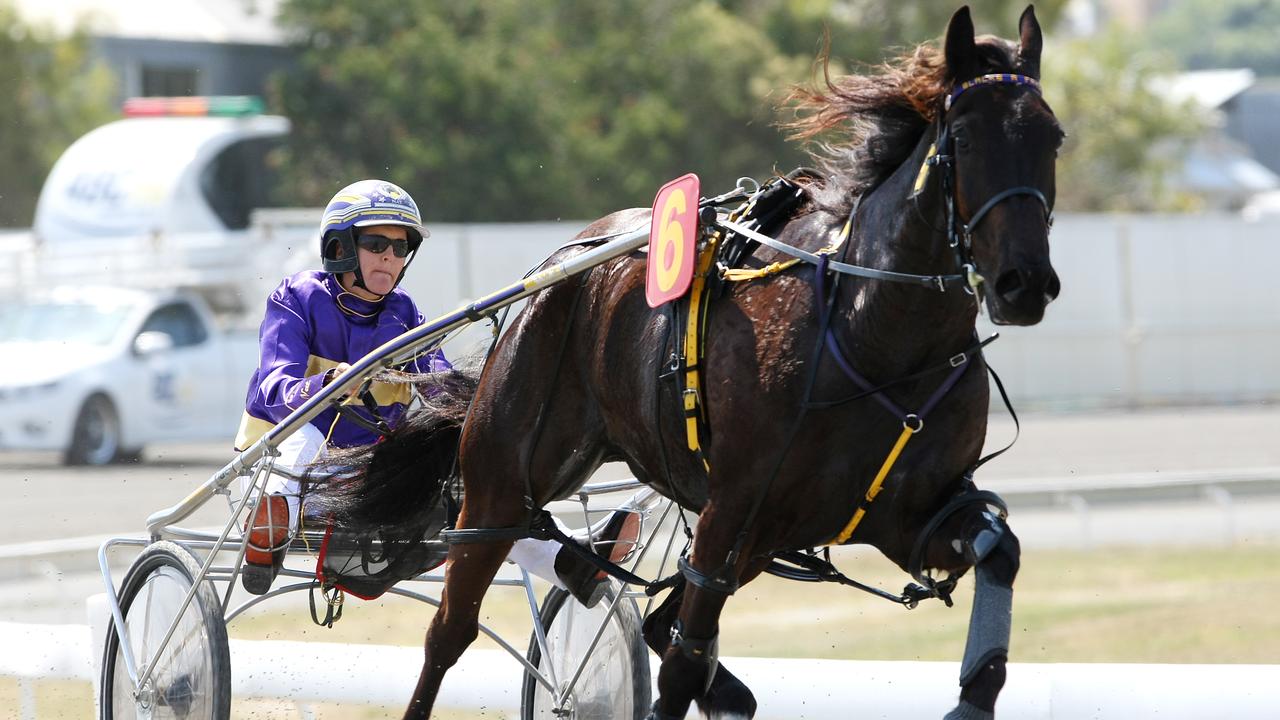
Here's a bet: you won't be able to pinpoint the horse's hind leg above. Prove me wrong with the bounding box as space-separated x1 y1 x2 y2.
642 579 758 719
403 539 513 720
945 521 1021 720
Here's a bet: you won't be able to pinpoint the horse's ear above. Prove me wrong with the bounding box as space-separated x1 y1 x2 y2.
944 6 977 81
1018 5 1043 78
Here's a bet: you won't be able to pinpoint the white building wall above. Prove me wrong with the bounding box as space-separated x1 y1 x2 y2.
977 213 1280 407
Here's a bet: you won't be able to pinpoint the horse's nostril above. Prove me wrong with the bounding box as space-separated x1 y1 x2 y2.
1044 271 1061 301
994 270 1025 304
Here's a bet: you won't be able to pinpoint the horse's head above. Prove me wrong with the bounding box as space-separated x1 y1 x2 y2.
941 5 1063 325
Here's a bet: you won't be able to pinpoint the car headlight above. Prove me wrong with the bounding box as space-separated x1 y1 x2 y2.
0 381 61 401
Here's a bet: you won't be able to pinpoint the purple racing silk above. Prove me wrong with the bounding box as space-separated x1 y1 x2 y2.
234 271 451 450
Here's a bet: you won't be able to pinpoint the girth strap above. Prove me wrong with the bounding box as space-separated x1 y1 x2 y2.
681 238 720 473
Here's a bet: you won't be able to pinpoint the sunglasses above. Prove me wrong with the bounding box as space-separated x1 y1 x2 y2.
356 233 411 257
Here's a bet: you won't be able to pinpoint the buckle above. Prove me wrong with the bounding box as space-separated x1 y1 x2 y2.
949 352 967 368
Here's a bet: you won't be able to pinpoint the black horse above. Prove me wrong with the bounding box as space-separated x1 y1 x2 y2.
310 5 1062 718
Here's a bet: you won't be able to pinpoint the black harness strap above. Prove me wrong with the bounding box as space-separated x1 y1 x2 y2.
765 549 938 609
715 217 968 291
905 486 1010 606
308 581 344 627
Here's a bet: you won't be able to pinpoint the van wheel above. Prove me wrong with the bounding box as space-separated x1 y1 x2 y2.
65 395 122 466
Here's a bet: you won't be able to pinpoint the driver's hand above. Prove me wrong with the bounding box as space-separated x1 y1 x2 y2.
324 362 352 386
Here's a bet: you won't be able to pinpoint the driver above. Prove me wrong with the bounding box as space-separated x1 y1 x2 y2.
234 179 637 603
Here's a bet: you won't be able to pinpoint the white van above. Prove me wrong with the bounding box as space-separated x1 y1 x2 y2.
6 97 299 312
0 98 298 462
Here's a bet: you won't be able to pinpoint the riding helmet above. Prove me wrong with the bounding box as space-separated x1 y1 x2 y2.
319 179 426 275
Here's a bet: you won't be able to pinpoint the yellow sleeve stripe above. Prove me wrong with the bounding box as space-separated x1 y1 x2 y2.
305 355 412 407
234 412 276 451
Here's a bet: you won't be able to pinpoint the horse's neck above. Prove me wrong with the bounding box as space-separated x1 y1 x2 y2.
839 130 978 371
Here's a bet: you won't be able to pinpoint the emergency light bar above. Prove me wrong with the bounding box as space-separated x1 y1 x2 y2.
122 95 265 118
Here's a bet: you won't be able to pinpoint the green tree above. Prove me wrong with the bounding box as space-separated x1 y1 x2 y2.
1148 0 1280 75
725 0 1068 67
274 0 809 221
1045 29 1206 211
0 3 116 226
275 0 1189 219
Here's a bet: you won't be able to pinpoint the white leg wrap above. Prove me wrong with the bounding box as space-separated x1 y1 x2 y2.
508 515 571 589
239 423 328 533
958 561 1012 687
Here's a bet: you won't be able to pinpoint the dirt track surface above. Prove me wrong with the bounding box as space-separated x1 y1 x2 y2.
2 405 1278 546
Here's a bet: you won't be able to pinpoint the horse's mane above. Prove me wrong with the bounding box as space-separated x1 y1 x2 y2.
784 37 1020 215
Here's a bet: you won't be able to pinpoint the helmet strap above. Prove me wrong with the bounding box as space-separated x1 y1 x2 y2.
393 250 418 289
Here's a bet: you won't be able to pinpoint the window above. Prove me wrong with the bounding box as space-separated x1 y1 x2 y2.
200 137 285 230
141 66 200 97
140 303 208 348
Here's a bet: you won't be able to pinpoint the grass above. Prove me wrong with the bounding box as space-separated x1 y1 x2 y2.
8 543 1278 718
227 543 1280 665
717 543 1280 664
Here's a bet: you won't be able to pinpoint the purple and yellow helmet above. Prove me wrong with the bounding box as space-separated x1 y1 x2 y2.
319 179 425 274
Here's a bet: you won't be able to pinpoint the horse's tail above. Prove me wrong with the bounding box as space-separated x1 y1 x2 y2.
301 368 478 533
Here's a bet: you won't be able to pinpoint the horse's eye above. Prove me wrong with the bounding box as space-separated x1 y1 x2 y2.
954 133 971 150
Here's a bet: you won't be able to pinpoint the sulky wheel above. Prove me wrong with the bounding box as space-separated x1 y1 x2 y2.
100 540 230 719
521 583 651 720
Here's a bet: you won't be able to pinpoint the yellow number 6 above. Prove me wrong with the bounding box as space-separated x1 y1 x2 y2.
655 188 687 292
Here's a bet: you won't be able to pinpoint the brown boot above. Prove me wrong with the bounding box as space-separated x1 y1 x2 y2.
241 495 290 595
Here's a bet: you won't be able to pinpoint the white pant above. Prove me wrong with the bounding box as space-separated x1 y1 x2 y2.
242 423 569 589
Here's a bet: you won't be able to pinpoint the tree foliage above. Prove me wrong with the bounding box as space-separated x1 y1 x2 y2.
274 0 814 221
0 3 116 226
726 0 1068 66
273 1 1075 220
1045 29 1207 212
1147 0 1280 75
272 0 1197 218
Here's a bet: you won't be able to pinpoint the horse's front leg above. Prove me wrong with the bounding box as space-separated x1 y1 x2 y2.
946 523 1021 720
403 540 513 720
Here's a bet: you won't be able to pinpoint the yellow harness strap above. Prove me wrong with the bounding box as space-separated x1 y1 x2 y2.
680 197 857 475
829 424 917 545
721 258 802 282
721 217 853 284
683 236 720 473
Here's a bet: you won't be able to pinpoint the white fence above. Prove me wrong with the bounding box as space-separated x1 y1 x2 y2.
6 211 1279 406
975 213 1280 408
4 620 1280 719
395 212 1280 409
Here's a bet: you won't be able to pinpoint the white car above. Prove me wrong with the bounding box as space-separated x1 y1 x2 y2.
0 286 258 464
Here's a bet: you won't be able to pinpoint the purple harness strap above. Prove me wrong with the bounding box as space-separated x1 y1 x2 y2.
814 255 972 425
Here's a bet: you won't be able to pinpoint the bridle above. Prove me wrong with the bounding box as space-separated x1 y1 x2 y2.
916 72 1056 295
